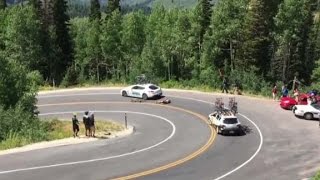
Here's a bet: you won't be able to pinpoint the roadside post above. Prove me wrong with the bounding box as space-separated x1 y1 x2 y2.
125 113 127 129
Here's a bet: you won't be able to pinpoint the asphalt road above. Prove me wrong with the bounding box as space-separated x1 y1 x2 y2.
0 88 319 180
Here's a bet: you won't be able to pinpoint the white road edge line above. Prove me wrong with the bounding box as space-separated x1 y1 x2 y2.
38 92 119 98
0 111 176 175
36 92 263 179
166 95 263 180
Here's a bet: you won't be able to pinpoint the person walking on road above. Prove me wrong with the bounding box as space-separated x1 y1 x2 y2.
72 113 80 138
83 111 91 137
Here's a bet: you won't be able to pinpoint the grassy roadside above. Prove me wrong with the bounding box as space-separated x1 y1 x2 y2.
0 119 124 151
313 171 320 180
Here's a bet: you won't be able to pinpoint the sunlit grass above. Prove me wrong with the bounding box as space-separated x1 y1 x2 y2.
0 119 124 150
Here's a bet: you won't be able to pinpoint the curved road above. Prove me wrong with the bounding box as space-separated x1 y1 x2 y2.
0 88 319 180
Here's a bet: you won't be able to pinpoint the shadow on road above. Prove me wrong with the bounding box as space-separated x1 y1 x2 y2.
220 125 252 137
294 115 320 122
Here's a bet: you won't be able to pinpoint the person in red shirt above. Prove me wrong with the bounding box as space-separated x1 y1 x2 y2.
272 84 278 101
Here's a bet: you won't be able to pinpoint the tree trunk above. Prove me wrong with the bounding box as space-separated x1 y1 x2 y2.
96 63 100 83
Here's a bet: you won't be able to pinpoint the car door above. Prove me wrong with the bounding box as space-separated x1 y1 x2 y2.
136 86 145 98
311 104 320 118
131 86 140 97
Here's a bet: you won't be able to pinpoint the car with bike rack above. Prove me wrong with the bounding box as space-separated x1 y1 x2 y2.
208 97 243 135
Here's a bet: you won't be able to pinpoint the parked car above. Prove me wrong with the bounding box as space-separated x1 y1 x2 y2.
280 93 320 110
293 103 320 120
121 84 162 100
280 94 309 110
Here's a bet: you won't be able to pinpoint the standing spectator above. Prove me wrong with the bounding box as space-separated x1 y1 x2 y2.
293 88 299 102
72 113 79 138
272 84 278 101
83 111 90 137
282 85 289 97
89 112 95 137
222 77 229 94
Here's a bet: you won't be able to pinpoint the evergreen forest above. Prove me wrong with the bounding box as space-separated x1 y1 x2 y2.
0 0 320 146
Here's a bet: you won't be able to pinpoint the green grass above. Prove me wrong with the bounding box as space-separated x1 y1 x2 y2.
313 171 320 180
0 119 124 150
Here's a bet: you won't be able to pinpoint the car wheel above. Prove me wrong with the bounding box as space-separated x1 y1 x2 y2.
292 106 296 113
122 91 127 97
304 113 313 120
142 93 148 100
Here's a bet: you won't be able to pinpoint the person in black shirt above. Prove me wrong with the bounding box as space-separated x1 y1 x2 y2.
72 113 79 138
83 111 90 137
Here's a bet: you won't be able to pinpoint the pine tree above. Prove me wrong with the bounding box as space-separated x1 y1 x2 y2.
239 0 276 76
0 0 6 10
89 0 101 22
51 0 73 84
191 0 213 77
273 0 316 83
106 0 121 17
196 0 212 45
29 0 41 12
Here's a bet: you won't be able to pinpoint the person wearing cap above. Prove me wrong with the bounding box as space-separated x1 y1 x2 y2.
72 113 80 138
83 111 91 137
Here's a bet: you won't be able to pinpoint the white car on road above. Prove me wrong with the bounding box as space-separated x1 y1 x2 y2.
293 103 320 120
208 111 242 135
121 84 163 100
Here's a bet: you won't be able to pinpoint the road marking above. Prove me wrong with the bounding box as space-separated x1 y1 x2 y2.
111 104 215 180
0 110 176 175
38 92 119 98
0 102 216 179
166 95 264 180
37 92 262 180
38 101 216 179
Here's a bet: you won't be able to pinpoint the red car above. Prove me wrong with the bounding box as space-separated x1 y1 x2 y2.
280 94 309 110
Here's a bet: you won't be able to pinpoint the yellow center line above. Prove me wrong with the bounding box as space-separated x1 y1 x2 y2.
38 101 217 180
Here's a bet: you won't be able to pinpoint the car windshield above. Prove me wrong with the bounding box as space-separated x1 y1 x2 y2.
223 118 238 124
312 104 320 110
149 85 158 90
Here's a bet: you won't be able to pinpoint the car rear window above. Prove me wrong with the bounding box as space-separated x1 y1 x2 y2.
149 85 158 90
223 118 238 124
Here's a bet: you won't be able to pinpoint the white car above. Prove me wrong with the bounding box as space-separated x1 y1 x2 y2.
121 84 163 100
293 103 320 120
208 111 242 135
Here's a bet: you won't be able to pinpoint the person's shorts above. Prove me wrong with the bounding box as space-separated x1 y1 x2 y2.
73 125 79 132
85 125 90 130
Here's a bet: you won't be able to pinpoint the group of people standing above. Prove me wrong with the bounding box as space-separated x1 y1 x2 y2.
272 83 319 104
272 84 295 101
72 111 95 138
